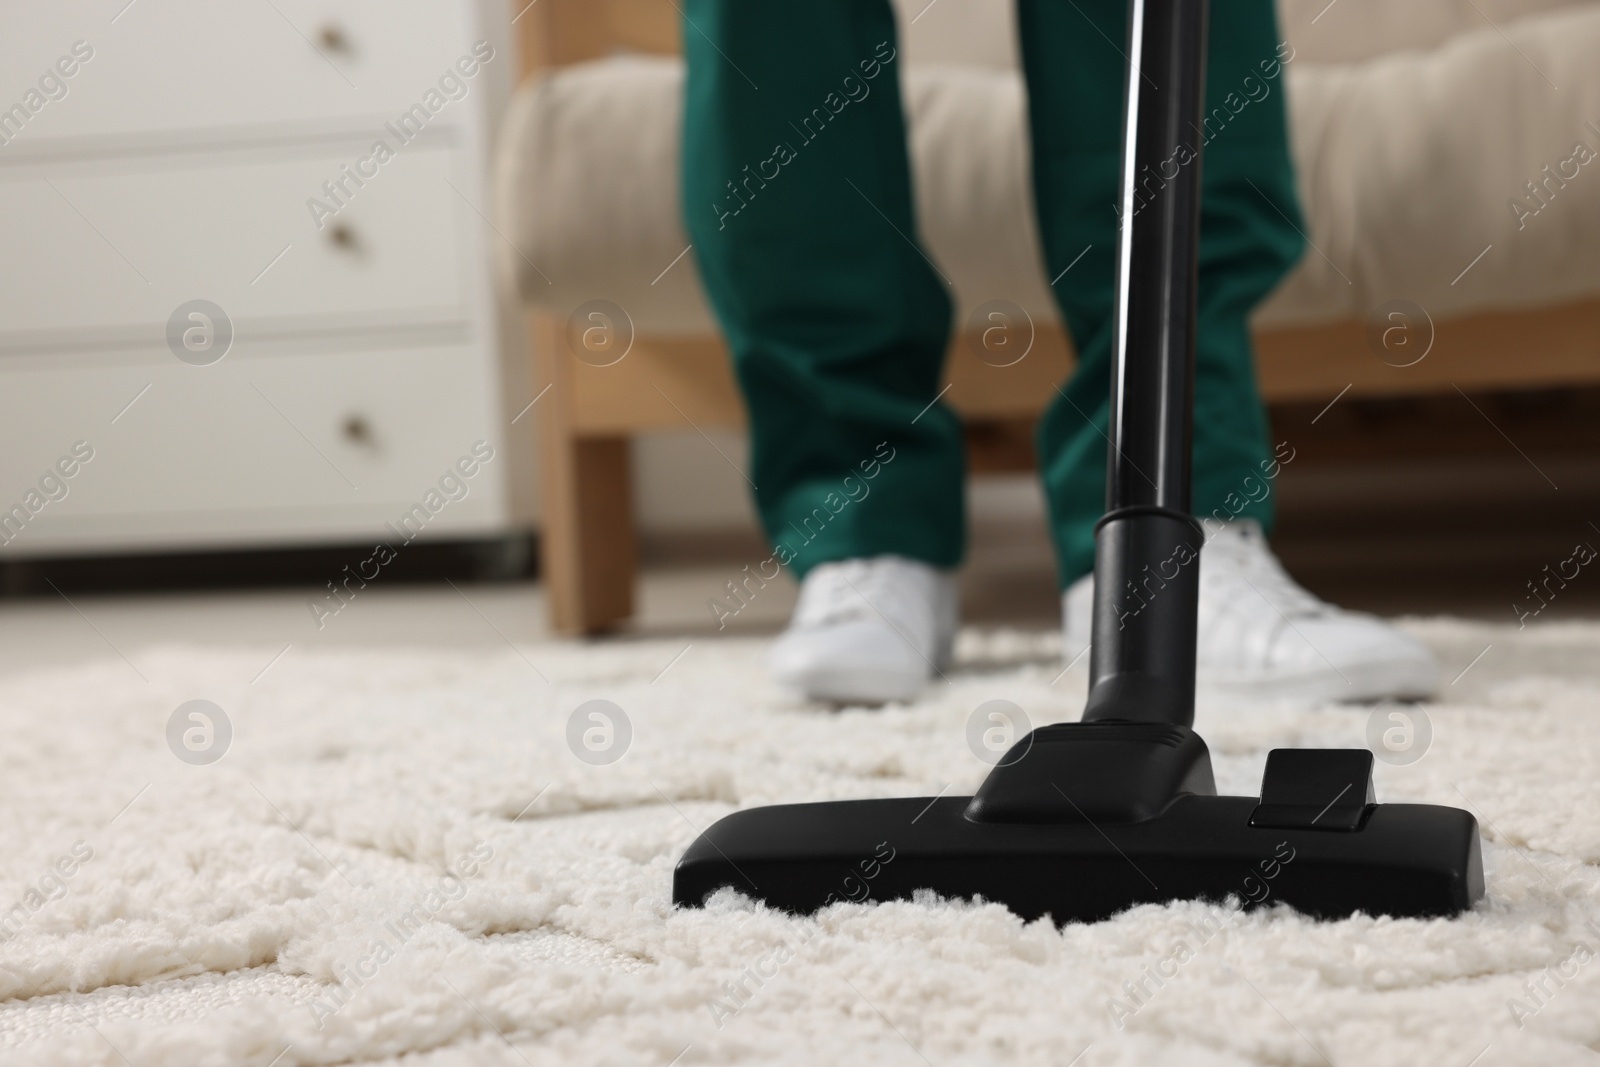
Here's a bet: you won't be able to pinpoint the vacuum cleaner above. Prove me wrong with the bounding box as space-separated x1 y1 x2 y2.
673 0 1484 924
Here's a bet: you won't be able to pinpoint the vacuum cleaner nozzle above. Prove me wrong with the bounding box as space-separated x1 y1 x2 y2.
673 723 1484 923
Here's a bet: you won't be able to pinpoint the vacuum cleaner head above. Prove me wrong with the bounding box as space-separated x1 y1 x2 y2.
672 723 1484 923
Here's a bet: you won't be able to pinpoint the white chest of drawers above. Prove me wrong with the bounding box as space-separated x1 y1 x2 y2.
0 0 532 559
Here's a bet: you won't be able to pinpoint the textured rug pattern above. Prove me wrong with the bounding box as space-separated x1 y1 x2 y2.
1 621 1599 1065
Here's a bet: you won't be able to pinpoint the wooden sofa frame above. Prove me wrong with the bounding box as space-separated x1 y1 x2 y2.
513 0 1600 634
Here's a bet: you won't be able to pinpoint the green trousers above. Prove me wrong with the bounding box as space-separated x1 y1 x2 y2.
681 1 1303 587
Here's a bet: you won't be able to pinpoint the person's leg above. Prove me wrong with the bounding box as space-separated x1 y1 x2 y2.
1016 0 1302 585
681 1 961 702
681 0 962 579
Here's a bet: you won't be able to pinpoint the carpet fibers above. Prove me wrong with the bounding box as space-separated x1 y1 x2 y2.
1 620 1599 1066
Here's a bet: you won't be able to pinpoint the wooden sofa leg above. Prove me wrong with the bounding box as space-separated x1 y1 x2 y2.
541 435 635 634
533 312 637 635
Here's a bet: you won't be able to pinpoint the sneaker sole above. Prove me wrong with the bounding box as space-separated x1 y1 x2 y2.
775 665 931 705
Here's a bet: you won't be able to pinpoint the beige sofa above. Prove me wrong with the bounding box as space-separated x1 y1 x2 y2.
497 0 1600 632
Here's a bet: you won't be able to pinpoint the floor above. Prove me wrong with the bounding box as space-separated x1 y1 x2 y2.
0 567 785 685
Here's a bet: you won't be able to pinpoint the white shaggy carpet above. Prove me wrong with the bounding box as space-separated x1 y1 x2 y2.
2 619 1600 1066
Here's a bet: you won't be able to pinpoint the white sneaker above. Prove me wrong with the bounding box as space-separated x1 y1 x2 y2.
769 555 958 704
1061 519 1438 704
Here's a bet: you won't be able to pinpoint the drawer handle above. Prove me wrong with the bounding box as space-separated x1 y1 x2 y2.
326 223 359 251
318 23 352 54
342 414 374 445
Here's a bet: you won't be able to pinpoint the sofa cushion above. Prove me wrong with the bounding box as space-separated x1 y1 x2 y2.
494 3 1600 335
1276 0 1588 64
1268 1 1600 327
883 0 1595 72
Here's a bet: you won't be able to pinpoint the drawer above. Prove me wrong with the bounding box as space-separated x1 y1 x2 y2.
0 346 514 556
0 1 495 144
0 141 469 342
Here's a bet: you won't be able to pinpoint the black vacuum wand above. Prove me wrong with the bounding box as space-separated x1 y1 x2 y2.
673 0 1483 923
1086 0 1207 731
